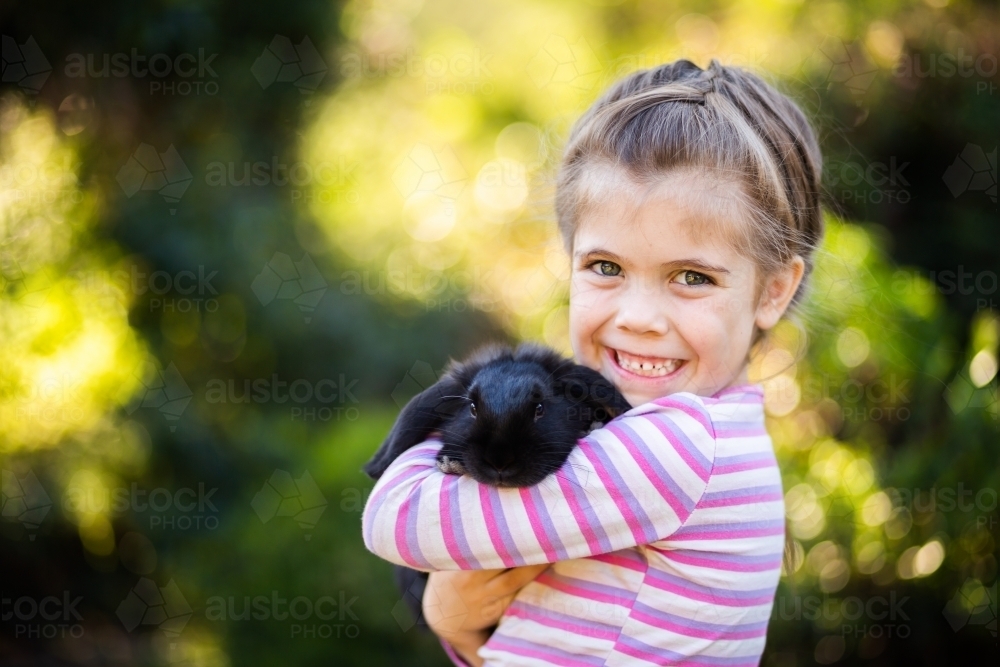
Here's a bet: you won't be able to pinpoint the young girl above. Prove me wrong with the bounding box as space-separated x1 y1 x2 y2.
363 59 823 666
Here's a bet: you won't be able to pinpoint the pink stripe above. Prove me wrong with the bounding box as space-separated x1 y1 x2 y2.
439 478 470 569
536 573 627 606
518 488 559 563
604 424 690 520
717 428 768 438
479 485 516 568
504 604 618 640
645 577 773 607
579 440 646 545
645 417 711 482
589 551 646 572
672 525 785 541
555 470 603 556
487 638 602 667
367 462 427 510
713 459 773 474
698 491 784 508
660 551 782 573
631 609 766 640
393 492 419 568
651 397 715 436
616 640 668 664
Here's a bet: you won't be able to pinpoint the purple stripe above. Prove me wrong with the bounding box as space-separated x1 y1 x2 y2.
716 428 768 438
505 599 620 640
713 384 764 398
657 547 784 572
645 568 775 605
559 460 614 555
527 484 570 561
617 635 761 666
631 600 770 638
646 414 713 480
487 634 606 666
580 432 660 544
714 452 773 465
536 570 638 606
700 484 784 507
444 476 482 569
652 396 716 437
489 489 526 566
399 486 432 569
590 547 647 571
605 421 698 519
712 452 776 475
672 518 786 541
714 420 765 430
363 458 433 548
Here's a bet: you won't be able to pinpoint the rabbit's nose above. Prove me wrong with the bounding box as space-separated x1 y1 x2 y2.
484 453 515 473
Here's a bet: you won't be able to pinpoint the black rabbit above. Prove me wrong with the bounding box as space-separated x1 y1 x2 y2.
363 342 632 631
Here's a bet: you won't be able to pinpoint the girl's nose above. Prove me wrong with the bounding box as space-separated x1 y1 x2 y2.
613 281 670 335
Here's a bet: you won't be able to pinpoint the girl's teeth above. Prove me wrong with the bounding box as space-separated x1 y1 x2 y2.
615 351 681 377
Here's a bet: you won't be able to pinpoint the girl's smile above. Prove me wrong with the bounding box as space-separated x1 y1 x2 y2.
568 168 803 407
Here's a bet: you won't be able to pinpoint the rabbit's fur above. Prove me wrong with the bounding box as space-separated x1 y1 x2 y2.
363 342 631 631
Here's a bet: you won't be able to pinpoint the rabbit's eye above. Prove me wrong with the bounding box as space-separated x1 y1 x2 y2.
469 403 477 418
534 403 544 420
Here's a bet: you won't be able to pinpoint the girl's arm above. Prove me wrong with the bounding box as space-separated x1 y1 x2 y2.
362 398 717 570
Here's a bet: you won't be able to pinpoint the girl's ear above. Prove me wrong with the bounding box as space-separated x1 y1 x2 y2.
362 376 467 480
755 256 805 331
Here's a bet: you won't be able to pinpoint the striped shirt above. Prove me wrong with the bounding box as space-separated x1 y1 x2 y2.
362 385 785 666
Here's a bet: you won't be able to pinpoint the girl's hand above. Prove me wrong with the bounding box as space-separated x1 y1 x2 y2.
424 565 549 666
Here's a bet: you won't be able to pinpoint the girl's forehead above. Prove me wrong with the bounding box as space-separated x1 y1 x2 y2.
574 168 752 260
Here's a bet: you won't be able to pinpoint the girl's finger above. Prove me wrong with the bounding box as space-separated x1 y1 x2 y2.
490 564 549 594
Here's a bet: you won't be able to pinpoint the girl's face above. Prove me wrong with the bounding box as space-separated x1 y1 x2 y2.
569 168 802 407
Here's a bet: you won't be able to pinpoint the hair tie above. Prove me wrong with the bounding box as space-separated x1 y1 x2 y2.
702 61 721 97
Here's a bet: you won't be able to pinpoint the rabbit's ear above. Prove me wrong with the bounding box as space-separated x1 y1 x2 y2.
556 365 632 420
362 376 467 480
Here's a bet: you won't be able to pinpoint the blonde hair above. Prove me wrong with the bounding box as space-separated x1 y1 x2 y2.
556 59 824 313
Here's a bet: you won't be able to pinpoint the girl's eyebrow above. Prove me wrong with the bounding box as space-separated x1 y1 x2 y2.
576 247 730 274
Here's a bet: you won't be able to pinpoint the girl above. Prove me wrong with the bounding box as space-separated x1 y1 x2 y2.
363 59 823 666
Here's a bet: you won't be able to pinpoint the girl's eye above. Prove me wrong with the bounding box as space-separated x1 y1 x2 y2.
534 403 544 420
470 403 477 418
674 270 712 286
592 260 622 276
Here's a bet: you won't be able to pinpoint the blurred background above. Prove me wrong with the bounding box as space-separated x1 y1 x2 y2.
1 0 996 665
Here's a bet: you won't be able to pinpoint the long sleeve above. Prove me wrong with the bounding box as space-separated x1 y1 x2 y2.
362 396 718 571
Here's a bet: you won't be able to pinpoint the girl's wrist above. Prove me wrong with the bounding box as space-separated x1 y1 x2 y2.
441 629 489 667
